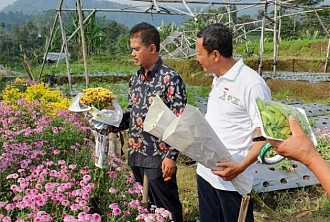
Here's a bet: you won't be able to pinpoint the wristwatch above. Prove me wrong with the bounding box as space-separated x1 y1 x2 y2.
166 150 179 161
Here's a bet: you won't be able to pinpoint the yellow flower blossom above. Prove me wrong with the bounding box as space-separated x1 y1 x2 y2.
1 79 70 116
14 77 24 84
80 87 115 110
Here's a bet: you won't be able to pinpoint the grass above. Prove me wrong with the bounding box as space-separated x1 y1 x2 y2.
176 150 330 221
234 39 329 60
266 79 330 104
30 55 136 81
7 37 330 78
186 85 211 106
253 186 329 222
176 164 199 221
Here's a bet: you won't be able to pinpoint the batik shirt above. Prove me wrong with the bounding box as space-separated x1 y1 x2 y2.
127 58 187 168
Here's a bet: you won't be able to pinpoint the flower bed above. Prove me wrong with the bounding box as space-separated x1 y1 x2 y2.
0 78 171 221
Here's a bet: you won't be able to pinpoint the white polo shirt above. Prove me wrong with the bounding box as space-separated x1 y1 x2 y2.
196 59 271 192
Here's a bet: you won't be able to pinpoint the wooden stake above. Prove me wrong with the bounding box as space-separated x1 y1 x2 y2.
76 0 89 88
19 45 35 81
58 10 72 90
39 0 63 81
142 171 149 208
108 132 117 155
237 195 250 222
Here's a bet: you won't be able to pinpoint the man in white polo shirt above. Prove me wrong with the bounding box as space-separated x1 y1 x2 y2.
195 23 271 222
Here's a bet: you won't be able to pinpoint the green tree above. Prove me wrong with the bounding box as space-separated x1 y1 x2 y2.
64 12 107 58
103 20 128 55
236 14 256 32
0 34 19 65
159 21 178 42
300 6 330 38
114 33 130 55
84 14 106 55
279 16 301 40
294 0 325 6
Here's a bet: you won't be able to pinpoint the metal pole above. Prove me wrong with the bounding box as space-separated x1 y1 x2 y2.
273 0 278 77
76 0 89 87
258 1 268 76
325 38 330 73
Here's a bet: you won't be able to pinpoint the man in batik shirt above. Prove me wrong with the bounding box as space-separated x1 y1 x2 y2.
118 22 186 222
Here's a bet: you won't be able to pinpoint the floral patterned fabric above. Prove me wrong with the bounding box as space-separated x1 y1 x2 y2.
126 58 187 168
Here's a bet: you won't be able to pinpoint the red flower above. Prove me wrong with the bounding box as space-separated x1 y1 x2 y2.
163 75 170 86
129 138 134 146
166 86 174 98
159 142 169 152
136 117 144 127
131 93 139 104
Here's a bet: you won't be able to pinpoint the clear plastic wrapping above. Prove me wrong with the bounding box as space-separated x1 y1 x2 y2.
255 98 317 146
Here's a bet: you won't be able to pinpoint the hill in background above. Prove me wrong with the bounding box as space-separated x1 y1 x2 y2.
0 0 186 27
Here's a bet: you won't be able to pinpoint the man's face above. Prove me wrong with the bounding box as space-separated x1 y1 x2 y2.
196 37 214 74
130 36 153 69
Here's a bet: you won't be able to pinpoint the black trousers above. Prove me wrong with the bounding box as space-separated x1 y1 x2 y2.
131 166 183 222
197 175 254 222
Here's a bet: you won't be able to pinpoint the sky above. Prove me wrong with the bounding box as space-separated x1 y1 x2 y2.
0 0 15 11
1 0 330 11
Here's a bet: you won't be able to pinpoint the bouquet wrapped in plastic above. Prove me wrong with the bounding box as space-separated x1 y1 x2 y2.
68 87 123 168
144 96 251 196
69 87 123 129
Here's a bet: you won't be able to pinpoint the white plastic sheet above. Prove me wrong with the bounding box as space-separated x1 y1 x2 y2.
68 93 91 112
144 95 176 139
92 130 109 169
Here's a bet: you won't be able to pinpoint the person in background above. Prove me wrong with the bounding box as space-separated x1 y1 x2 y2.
116 22 186 222
195 23 271 222
267 115 330 195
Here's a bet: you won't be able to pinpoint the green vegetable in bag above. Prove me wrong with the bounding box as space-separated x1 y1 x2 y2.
256 98 311 140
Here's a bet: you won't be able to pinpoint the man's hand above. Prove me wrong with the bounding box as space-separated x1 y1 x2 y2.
267 115 316 167
162 158 176 179
212 161 244 181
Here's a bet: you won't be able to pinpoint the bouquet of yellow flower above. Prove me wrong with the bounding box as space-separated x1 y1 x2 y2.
68 87 123 127
68 87 123 169
80 87 116 110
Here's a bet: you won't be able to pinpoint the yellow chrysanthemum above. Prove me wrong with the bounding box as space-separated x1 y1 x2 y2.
14 77 24 84
1 81 70 116
80 87 115 110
